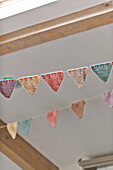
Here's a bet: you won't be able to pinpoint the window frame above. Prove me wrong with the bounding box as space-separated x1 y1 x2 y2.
0 0 58 19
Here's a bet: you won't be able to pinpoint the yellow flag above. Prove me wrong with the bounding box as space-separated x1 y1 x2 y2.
7 122 18 139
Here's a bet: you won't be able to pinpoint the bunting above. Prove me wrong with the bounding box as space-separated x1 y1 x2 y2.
0 79 16 98
41 72 64 92
71 100 86 119
7 122 18 139
0 60 113 139
3 77 22 88
0 61 112 98
19 76 40 95
91 62 112 82
104 90 113 108
18 119 32 135
46 110 58 127
0 88 112 139
67 67 89 88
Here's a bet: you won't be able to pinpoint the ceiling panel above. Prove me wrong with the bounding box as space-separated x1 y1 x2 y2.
0 152 21 170
0 23 113 169
0 0 110 34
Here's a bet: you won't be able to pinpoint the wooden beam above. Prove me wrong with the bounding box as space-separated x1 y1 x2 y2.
0 1 113 55
0 120 59 170
0 0 13 5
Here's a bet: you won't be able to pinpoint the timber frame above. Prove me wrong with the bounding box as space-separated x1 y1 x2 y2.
0 1 113 55
0 120 59 170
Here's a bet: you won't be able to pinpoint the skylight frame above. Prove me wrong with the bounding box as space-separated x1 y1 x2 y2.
0 0 58 19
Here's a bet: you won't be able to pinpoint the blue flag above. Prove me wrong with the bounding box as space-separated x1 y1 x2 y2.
91 62 112 82
18 119 32 135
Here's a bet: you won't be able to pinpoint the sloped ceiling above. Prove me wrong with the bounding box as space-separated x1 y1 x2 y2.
0 0 113 169
0 152 21 170
0 0 110 34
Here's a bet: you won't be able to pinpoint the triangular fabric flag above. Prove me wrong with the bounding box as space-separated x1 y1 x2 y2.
41 71 64 92
104 90 113 108
71 100 86 119
19 75 40 95
46 110 58 127
7 122 18 139
18 119 32 135
91 62 112 82
0 79 16 98
67 67 89 88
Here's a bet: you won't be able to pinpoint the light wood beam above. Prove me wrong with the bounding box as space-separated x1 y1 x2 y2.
0 120 59 170
0 0 13 5
0 1 113 55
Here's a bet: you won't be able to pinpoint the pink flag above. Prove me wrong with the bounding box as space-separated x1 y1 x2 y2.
104 90 113 108
0 79 16 98
68 67 89 88
41 72 64 92
71 100 86 119
46 110 58 127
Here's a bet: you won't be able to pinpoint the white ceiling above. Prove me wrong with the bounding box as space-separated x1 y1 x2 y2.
0 0 58 19
0 0 113 170
0 0 109 34
0 152 21 170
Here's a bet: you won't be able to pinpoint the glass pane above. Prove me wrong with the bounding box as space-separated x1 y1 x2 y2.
98 166 113 170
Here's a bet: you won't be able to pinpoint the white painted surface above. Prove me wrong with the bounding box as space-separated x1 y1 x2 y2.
61 165 113 170
98 166 113 170
0 0 110 34
0 0 113 169
0 0 58 19
0 24 113 169
60 164 82 170
0 152 21 170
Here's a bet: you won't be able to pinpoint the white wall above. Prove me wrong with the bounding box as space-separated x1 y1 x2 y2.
0 152 21 170
0 0 109 34
60 164 82 170
60 165 113 170
98 166 113 170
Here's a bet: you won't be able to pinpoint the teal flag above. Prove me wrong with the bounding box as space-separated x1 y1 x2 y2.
91 62 112 82
18 119 32 135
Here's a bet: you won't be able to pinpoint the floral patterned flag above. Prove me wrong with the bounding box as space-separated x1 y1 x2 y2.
41 71 64 92
104 90 113 108
71 100 86 119
7 122 18 139
0 79 16 98
68 67 89 88
18 119 32 136
19 75 40 95
46 110 58 127
91 62 112 82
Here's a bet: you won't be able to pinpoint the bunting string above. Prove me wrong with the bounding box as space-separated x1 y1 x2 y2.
0 89 111 130
0 60 113 139
7 60 113 80
0 125 7 129
15 91 105 121
0 60 112 98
